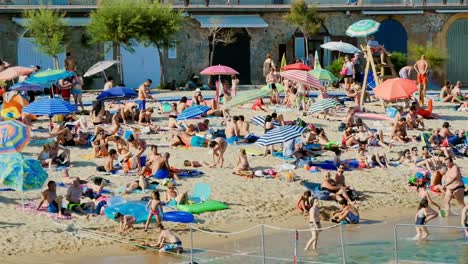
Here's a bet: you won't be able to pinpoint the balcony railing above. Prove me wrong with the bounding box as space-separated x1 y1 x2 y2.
0 0 466 7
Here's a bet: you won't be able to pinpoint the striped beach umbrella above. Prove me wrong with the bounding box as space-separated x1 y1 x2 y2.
256 125 307 146
309 68 337 82
308 99 341 114
251 116 281 127
280 70 325 91
23 98 77 117
346 19 380 38
176 105 211 121
10 82 43 92
26 69 75 84
0 120 31 153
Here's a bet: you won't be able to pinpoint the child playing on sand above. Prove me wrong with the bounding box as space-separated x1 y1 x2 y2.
415 199 438 240
297 190 312 215
144 191 163 231
234 148 250 174
114 212 136 233
305 198 321 251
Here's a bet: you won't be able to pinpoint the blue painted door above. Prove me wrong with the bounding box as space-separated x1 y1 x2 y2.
447 19 468 83
120 44 160 89
374 19 408 54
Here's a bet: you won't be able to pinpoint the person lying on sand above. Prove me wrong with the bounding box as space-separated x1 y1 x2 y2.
183 160 214 169
152 153 180 181
96 149 118 173
94 112 121 136
125 176 154 194
170 132 210 148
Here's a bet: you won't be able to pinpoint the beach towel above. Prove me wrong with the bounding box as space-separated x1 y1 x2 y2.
300 181 321 191
174 169 204 178
245 148 264 156
269 106 295 113
28 138 55 146
17 201 72 220
272 151 296 162
79 153 95 160
117 183 158 194
355 112 392 121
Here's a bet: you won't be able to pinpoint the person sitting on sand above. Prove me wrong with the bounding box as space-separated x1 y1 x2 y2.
167 103 181 129
321 172 354 204
234 148 250 174
332 199 360 224
305 198 321 251
297 190 312 215
119 101 138 124
36 180 70 218
177 96 189 113
439 121 454 139
128 135 147 171
209 137 227 168
152 152 180 181
183 160 214 168
96 149 118 173
406 105 425 130
238 115 250 137
92 130 109 158
440 81 460 103
170 132 210 148
207 99 231 117
414 199 438 240
252 98 267 111
164 182 188 206
107 136 130 158
155 224 183 254
272 112 286 126
50 121 87 146
140 145 161 176
392 117 414 143
37 141 71 170
94 111 121 136
342 127 358 147
114 212 136 233
90 101 111 126
429 128 455 159
66 177 94 216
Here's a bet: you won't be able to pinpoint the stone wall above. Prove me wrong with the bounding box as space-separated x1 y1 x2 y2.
65 27 104 76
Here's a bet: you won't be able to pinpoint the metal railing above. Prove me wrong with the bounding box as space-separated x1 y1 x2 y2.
393 224 467 264
0 0 467 7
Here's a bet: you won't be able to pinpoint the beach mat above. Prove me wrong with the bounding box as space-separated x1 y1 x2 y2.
17 201 72 220
28 138 55 146
245 148 264 156
176 169 204 178
355 113 391 121
117 183 158 194
79 153 95 160
272 151 296 162
300 181 321 191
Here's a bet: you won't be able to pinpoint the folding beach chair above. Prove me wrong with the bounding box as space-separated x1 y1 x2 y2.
190 183 211 204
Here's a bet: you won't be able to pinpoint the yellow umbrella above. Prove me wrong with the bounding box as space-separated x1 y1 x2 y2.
280 53 287 71
1 107 20 120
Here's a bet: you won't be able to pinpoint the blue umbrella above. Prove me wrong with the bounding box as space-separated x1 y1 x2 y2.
25 69 75 84
10 82 43 92
22 98 77 117
176 105 211 121
96 86 137 101
0 153 48 191
256 126 307 146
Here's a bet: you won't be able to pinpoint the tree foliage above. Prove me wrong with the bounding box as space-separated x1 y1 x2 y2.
23 8 67 69
284 0 324 57
409 42 447 72
389 51 407 73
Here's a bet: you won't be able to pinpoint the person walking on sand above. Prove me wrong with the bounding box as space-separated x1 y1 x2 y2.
137 79 154 111
263 53 275 80
305 198 321 250
144 191 163 231
414 55 429 104
415 199 438 241
209 137 227 168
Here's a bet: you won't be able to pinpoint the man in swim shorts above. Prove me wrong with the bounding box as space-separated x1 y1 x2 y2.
152 153 180 180
66 177 94 216
36 181 67 217
414 55 429 104
137 79 154 111
155 224 183 254
190 135 209 147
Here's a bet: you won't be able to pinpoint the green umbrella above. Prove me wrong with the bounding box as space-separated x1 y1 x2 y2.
225 83 285 109
309 68 337 82
346 19 380 38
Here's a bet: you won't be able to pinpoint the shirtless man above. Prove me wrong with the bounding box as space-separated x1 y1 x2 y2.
406 105 425 130
36 181 69 217
66 177 94 216
128 135 147 171
238 115 250 137
152 152 180 180
209 137 227 167
441 157 465 216
64 52 77 72
104 149 118 173
140 145 161 176
305 198 321 251
137 79 154 111
154 224 183 254
414 55 429 104
225 116 240 143
392 117 411 143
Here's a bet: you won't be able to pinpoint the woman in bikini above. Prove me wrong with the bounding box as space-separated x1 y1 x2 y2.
177 96 189 113
234 148 250 174
90 101 110 126
264 115 275 155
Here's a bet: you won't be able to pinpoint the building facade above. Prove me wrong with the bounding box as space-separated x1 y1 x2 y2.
0 1 467 87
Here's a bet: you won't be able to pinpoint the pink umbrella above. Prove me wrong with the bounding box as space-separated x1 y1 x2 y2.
200 64 239 103
0 66 34 81
280 70 325 91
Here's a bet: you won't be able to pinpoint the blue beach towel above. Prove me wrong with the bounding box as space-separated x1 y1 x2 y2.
272 151 296 162
176 170 204 178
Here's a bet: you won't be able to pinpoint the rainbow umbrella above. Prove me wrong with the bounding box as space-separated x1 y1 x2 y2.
0 120 30 153
0 107 21 120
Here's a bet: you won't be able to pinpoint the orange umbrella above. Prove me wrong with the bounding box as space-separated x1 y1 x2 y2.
0 66 34 81
373 78 418 101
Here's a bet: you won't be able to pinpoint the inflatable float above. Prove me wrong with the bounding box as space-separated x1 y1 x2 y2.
418 99 433 118
104 199 195 223
176 200 229 214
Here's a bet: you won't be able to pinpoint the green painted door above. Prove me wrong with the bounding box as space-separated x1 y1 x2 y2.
447 19 468 83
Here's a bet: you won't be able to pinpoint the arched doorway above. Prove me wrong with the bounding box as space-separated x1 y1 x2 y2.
374 19 408 54
292 25 331 66
211 28 251 84
120 43 160 88
447 19 468 83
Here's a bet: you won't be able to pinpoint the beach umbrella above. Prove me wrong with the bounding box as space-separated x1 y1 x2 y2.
280 53 287 70
321 41 360 54
0 120 31 153
10 82 42 92
309 68 337 82
281 63 312 71
0 153 48 191
251 116 281 127
26 69 75 84
224 83 284 109
373 78 418 101
307 98 341 114
0 66 34 81
96 86 137 101
22 98 77 117
0 107 21 120
176 105 211 121
280 70 325 91
313 50 321 70
200 65 239 104
346 19 380 38
84 60 120 78
256 125 307 146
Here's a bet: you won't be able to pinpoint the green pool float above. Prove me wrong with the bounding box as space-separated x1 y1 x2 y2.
176 200 229 214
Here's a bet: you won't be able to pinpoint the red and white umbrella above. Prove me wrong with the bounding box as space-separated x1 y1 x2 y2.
280 70 325 91
0 66 34 81
201 65 239 103
281 63 312 71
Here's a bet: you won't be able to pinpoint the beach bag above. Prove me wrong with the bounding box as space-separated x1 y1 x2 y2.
340 67 348 76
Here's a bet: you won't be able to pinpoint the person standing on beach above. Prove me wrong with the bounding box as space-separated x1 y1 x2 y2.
137 79 154 111
209 137 227 168
263 53 275 80
305 198 321 250
414 55 429 104
64 52 77 72
442 157 465 216
399 65 412 80
414 199 438 240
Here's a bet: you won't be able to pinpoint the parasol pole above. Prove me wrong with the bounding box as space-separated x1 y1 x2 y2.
102 70 107 82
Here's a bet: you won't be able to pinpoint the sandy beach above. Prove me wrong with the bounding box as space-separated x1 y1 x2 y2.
1 87 467 263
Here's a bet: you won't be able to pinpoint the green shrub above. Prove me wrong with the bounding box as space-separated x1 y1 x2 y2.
409 42 447 72
326 57 345 78
389 52 407 73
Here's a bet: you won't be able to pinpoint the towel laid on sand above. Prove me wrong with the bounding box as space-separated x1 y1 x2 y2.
17 201 72 220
